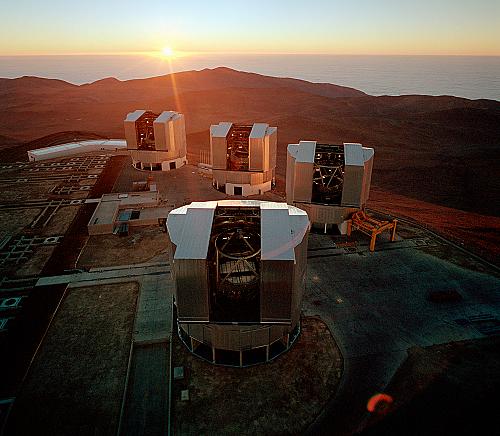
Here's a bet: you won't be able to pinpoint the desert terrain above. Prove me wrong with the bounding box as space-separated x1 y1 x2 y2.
1 67 498 263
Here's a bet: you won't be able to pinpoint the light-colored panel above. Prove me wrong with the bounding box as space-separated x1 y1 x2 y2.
267 127 277 170
286 149 296 204
291 140 316 163
168 120 176 154
172 202 217 260
288 206 310 247
88 200 119 227
218 199 262 208
124 109 146 122
28 139 126 160
211 137 227 170
249 136 263 171
361 147 374 206
154 111 175 123
342 143 367 207
175 114 187 158
344 142 365 166
264 135 270 172
124 120 138 149
249 123 268 139
293 162 313 202
260 203 294 261
211 122 232 138
341 165 364 207
153 120 168 151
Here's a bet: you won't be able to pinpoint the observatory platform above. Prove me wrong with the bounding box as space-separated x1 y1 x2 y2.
210 122 277 196
286 141 374 233
2 151 499 436
167 199 309 366
124 110 187 171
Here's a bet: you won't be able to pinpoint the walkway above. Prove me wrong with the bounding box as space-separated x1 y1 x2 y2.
36 262 170 286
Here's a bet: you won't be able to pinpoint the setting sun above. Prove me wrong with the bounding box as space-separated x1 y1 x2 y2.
162 46 174 58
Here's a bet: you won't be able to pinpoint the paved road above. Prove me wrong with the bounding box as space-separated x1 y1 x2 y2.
120 342 170 436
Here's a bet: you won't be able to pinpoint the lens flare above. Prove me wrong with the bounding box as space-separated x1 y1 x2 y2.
367 393 394 413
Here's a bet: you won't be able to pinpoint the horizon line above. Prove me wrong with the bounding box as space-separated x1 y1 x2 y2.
1 50 500 57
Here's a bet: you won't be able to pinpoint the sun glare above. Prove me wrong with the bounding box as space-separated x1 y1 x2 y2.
162 46 174 58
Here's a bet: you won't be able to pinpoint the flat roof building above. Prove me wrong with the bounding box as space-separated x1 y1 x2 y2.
210 122 277 196
87 191 170 235
27 139 126 162
286 141 374 233
167 200 309 366
124 110 187 171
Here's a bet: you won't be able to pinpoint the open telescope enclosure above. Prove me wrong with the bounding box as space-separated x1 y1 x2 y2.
167 200 309 365
286 141 374 226
124 110 187 171
210 123 277 196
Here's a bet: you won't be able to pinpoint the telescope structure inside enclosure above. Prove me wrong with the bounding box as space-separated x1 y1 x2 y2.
210 122 277 196
124 110 187 171
286 141 374 233
167 200 309 366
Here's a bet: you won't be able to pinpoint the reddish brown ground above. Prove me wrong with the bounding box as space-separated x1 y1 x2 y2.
1 68 498 264
369 188 500 265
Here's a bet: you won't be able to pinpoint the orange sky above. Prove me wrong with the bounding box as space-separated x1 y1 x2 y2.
1 0 499 56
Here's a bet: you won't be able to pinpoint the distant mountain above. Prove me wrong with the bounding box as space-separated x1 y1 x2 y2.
77 67 366 98
0 67 499 221
0 76 77 94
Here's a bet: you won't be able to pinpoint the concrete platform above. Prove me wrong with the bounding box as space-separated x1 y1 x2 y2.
112 160 284 206
304 227 500 435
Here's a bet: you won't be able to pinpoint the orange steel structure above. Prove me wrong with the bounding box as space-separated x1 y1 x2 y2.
347 210 398 252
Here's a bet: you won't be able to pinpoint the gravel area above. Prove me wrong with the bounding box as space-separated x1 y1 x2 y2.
172 316 343 436
4 282 139 436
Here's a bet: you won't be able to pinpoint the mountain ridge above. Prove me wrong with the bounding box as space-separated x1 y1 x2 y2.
0 67 499 221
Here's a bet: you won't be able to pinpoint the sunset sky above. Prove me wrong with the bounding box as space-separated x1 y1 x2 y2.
1 0 499 56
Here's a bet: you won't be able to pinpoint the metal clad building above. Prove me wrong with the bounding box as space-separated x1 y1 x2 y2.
209 122 277 196
168 202 217 322
286 140 374 232
27 139 127 162
167 200 309 366
124 110 187 171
